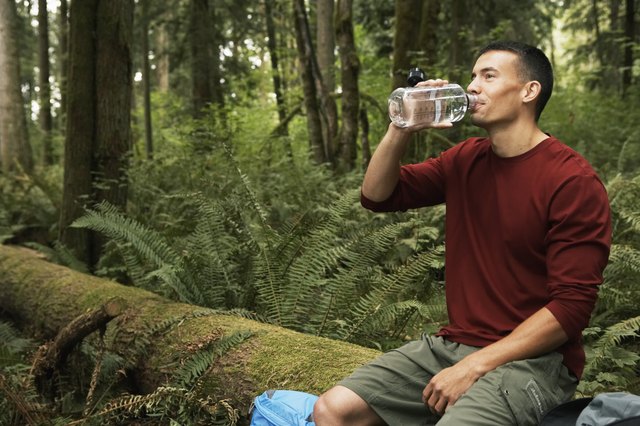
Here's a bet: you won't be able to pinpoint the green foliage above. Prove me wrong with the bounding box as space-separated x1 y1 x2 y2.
0 166 62 246
79 386 239 426
173 330 253 389
578 174 640 395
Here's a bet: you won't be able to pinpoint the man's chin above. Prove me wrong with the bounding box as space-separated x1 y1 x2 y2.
470 115 486 128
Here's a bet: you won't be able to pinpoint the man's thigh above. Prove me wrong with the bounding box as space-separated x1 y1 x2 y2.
338 335 480 425
437 352 577 426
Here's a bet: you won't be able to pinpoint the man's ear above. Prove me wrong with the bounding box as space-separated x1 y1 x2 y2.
522 81 541 104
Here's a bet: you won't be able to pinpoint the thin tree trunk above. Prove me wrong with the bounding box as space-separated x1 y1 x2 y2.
38 0 53 166
621 0 635 96
190 0 212 117
0 0 33 174
360 107 371 170
209 1 224 110
417 0 440 73
293 0 326 164
155 21 170 92
391 0 422 89
141 0 153 159
317 0 335 92
591 0 605 81
58 0 68 125
58 0 98 263
336 0 359 172
264 0 287 132
448 0 465 83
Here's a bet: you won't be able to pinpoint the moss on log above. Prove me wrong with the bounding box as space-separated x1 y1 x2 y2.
0 245 379 414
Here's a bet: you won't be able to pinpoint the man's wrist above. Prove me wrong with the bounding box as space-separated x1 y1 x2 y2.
387 123 413 144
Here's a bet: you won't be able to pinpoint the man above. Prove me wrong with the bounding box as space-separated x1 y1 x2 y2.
313 41 611 425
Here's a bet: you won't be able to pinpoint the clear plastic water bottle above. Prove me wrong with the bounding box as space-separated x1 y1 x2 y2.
388 84 477 128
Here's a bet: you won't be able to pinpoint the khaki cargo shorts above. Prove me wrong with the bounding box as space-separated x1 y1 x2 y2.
339 335 577 426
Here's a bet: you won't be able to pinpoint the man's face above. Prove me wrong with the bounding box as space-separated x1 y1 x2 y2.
467 50 528 128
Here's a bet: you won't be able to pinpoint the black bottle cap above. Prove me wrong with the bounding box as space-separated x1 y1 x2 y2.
407 68 426 87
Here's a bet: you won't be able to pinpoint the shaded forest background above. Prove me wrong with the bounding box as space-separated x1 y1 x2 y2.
1 0 640 424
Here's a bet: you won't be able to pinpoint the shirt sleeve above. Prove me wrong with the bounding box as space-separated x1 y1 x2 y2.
361 155 447 212
544 174 612 340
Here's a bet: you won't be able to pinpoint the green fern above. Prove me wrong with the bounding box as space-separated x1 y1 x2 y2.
72 201 206 305
173 330 253 389
80 386 238 425
579 316 640 394
250 189 446 346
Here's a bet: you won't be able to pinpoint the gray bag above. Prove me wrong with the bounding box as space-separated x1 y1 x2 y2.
576 392 640 426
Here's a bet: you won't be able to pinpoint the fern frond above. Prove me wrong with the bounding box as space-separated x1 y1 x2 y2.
82 386 238 425
173 330 253 389
72 202 206 305
340 247 444 342
0 321 35 356
593 315 640 351
72 201 181 268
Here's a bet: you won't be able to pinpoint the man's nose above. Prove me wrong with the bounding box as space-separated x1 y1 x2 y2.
467 79 479 94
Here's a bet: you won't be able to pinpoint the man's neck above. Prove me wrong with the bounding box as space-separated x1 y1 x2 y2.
487 119 548 158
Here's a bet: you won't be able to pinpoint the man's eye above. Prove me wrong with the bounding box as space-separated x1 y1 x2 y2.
485 74 495 79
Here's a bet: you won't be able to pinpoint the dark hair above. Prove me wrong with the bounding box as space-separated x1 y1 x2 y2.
477 41 553 121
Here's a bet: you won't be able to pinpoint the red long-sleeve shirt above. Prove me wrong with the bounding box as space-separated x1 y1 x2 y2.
362 136 611 378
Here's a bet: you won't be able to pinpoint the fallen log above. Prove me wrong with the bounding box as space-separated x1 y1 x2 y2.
0 245 379 416
31 296 125 398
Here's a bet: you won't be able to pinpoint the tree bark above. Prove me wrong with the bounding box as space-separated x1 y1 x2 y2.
417 0 440 74
621 0 635 96
448 0 466 83
317 0 335 92
59 0 133 266
336 0 359 172
293 0 327 164
209 1 224 110
190 0 212 117
141 0 153 160
58 0 98 263
0 0 34 174
0 245 379 414
264 0 288 132
94 0 133 208
32 297 125 398
58 0 69 125
155 19 170 92
38 0 54 166
391 0 422 89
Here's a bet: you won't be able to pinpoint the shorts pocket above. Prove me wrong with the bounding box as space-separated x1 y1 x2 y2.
497 353 574 426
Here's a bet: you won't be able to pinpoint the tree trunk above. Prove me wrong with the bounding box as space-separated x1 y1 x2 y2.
58 0 69 125
93 0 133 264
417 0 440 74
391 0 422 89
621 0 635 96
336 0 359 172
264 0 287 132
38 0 54 166
317 0 335 92
141 0 153 159
58 0 98 263
0 245 379 415
59 0 133 266
190 0 212 117
155 20 170 92
293 0 327 164
448 0 465 83
209 1 224 110
0 0 33 174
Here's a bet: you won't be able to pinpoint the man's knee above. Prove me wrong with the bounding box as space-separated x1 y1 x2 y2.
313 385 384 426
